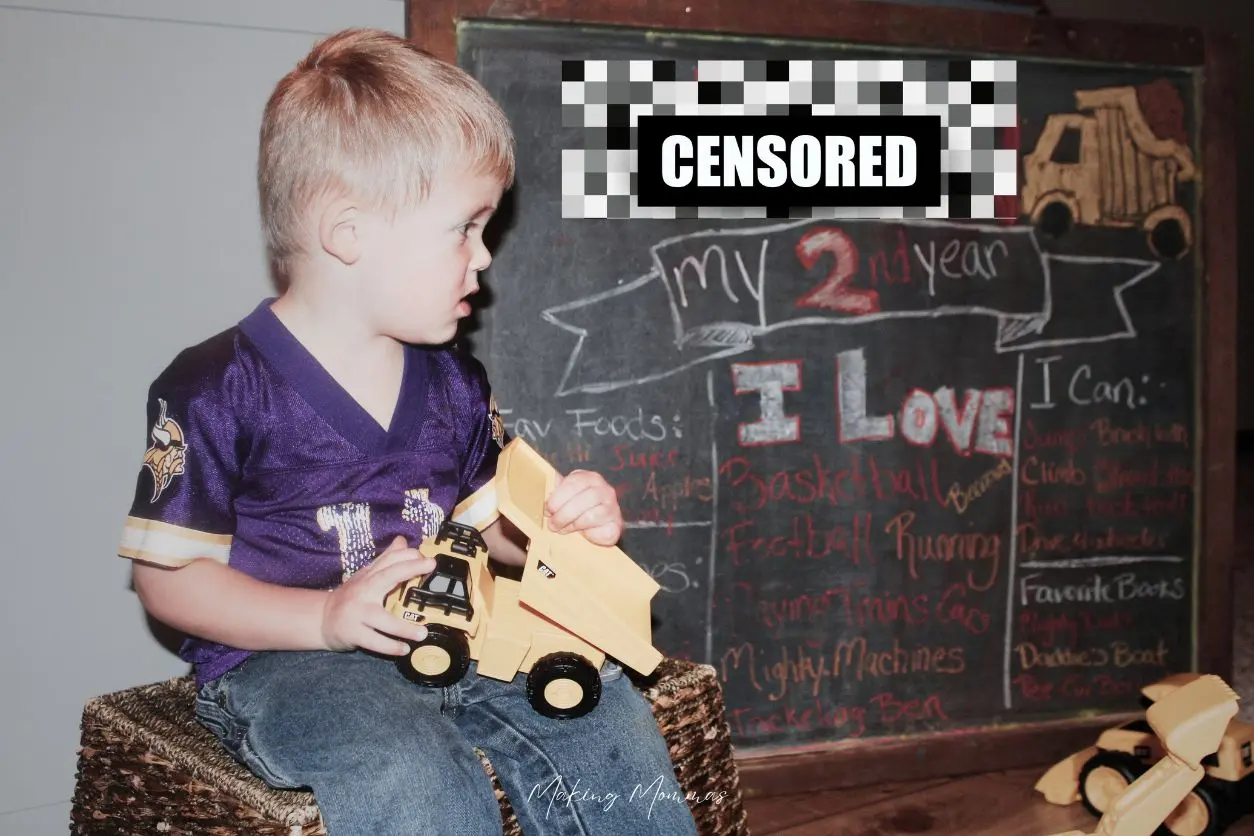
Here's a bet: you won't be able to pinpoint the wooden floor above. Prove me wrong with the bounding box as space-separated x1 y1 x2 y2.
742 766 1254 834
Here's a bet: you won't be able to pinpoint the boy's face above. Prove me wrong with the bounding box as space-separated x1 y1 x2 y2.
359 164 505 345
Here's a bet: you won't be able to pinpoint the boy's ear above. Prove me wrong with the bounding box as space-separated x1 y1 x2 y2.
318 199 362 265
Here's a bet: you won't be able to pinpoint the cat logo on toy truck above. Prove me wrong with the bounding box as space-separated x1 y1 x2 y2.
383 437 663 719
1036 673 1254 836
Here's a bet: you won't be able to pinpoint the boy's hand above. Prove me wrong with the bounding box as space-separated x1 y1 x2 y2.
320 536 435 655
545 469 624 546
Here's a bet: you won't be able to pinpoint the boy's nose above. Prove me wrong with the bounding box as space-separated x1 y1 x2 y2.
472 247 493 273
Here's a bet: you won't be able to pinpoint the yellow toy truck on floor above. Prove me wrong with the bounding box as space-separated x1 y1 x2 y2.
382 437 663 719
1039 673 1250 836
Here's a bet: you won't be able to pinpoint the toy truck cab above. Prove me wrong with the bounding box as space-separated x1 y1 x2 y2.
404 554 473 618
383 437 663 719
385 521 491 688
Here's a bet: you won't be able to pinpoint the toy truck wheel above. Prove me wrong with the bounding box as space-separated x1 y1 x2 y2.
398 624 471 688
525 652 601 719
1163 782 1223 836
1079 751 1144 817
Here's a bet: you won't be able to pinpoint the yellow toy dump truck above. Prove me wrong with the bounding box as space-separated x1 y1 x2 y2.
1022 85 1197 260
1036 673 1254 836
383 437 663 719
1045 674 1240 836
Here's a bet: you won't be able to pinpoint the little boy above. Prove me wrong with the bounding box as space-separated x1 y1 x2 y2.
118 28 699 836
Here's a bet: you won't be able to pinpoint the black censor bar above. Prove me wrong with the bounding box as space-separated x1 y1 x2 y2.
636 115 943 209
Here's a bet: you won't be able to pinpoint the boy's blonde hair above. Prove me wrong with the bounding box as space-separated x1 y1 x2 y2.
259 28 516 272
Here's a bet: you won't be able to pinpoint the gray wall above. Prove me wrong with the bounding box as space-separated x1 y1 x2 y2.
0 2 405 833
0 1 1245 834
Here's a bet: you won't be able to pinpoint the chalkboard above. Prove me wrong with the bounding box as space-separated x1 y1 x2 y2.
408 0 1237 793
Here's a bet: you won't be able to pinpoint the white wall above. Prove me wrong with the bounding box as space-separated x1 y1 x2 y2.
0 2 404 833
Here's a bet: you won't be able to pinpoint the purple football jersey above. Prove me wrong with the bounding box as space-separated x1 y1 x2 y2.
118 300 507 685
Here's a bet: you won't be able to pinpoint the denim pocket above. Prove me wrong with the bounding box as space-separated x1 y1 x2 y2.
599 659 624 682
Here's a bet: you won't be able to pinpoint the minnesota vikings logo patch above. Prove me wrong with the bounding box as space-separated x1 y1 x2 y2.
488 394 506 449
142 398 186 503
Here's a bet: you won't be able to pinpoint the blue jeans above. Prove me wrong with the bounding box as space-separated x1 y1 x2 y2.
194 650 700 836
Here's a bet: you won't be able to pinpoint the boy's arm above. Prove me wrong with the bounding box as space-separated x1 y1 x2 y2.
121 382 329 650
131 538 433 655
117 377 313 647
132 559 329 651
120 372 430 657
481 516 528 566
467 468 626 567
451 353 623 562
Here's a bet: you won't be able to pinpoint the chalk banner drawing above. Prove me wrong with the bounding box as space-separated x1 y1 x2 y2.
542 218 1160 397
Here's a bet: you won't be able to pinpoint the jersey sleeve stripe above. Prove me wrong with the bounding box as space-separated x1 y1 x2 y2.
118 516 232 567
452 482 500 530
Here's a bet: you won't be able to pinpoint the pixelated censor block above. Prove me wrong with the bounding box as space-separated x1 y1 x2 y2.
560 58 1018 220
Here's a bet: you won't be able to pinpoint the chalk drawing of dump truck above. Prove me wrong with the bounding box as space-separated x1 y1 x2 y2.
1022 84 1197 260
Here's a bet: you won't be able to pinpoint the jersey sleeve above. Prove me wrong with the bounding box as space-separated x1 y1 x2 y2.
450 352 509 530
117 370 242 568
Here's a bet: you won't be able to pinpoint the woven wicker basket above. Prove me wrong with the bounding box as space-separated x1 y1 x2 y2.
71 657 750 835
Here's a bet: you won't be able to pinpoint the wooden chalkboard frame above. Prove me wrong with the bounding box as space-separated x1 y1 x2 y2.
405 0 1238 798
